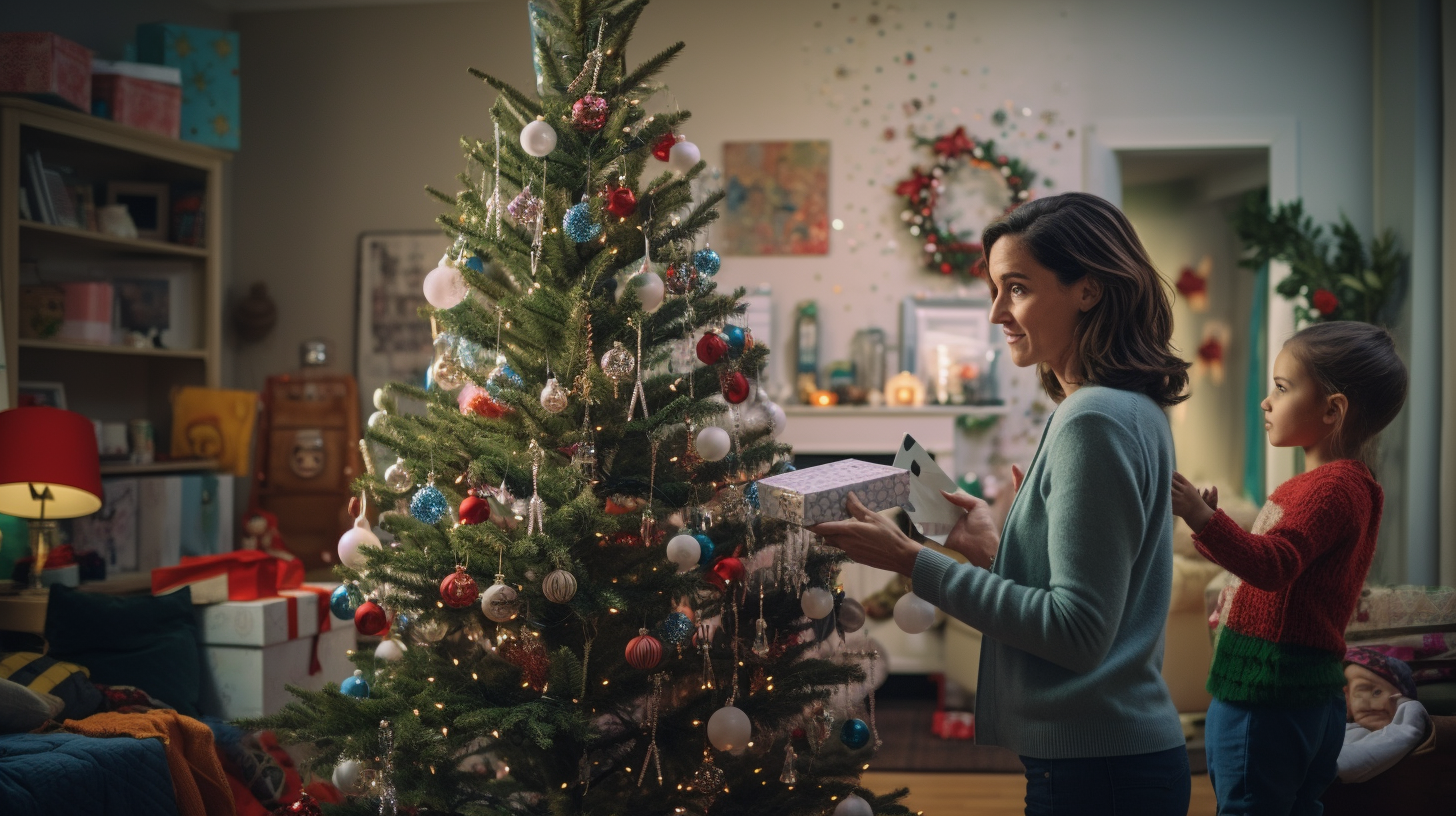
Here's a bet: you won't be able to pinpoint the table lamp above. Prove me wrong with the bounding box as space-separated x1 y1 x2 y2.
0 407 103 591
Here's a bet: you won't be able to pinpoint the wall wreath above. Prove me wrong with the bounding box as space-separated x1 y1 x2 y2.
894 126 1038 279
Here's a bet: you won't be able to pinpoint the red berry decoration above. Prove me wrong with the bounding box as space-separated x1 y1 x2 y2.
354 599 389 635
605 186 637 218
498 635 549 691
625 628 663 670
696 331 729 365
439 566 480 608
723 371 751 404
458 493 491 525
651 131 676 161
571 94 609 132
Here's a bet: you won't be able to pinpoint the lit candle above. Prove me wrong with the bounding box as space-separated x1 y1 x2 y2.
810 390 839 407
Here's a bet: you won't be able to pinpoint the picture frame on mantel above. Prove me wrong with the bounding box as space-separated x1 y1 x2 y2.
899 296 1002 406
355 231 453 418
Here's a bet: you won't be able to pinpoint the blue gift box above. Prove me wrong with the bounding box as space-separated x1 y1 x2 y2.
135 23 239 150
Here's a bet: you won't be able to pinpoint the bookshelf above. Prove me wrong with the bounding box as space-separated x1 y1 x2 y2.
1 97 228 443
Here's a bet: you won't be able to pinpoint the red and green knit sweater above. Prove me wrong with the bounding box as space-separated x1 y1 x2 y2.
1194 459 1383 705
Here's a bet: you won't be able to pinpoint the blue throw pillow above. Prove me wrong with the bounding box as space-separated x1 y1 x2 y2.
43 585 201 716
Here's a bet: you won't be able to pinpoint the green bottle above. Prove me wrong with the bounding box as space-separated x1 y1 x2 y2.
794 301 819 403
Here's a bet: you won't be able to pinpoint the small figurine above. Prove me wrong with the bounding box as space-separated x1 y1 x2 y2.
241 508 296 561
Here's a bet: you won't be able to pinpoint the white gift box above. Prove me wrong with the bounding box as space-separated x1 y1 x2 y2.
756 459 911 526
195 582 356 719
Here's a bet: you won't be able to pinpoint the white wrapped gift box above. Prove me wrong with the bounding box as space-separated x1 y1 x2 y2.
756 459 911 526
195 582 356 719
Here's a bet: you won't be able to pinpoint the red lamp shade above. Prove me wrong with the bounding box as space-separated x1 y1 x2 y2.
0 407 103 519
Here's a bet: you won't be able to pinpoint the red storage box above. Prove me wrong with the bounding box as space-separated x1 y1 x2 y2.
93 74 181 138
0 32 92 111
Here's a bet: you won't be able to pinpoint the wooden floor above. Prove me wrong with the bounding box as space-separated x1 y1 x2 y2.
861 771 1218 815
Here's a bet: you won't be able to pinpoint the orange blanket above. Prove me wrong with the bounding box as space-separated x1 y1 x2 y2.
63 709 236 816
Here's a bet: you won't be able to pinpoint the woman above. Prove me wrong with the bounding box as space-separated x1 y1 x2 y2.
811 192 1192 815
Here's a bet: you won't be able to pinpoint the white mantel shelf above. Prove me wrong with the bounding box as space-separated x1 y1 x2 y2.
779 404 1007 458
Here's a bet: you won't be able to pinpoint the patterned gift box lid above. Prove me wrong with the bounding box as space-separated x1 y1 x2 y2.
756 459 910 526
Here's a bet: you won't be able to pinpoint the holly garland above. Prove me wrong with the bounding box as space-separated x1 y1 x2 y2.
1231 191 1406 326
893 126 1038 279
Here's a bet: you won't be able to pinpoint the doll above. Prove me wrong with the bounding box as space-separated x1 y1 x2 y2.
1338 647 1429 783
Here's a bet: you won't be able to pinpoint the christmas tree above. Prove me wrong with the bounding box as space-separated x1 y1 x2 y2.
255 3 909 814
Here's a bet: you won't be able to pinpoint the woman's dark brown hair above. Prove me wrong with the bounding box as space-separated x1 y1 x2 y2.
982 192 1190 406
1285 321 1408 471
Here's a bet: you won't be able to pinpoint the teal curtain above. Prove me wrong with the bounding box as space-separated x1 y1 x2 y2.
1242 264 1268 505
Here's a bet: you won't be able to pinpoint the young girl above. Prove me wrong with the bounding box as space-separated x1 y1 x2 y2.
1171 320 1408 815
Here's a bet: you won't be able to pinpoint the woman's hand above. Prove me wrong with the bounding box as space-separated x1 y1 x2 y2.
941 490 1001 569
1171 471 1217 533
809 492 923 576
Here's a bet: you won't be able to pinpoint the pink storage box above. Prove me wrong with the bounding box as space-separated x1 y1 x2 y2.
58 281 112 345
93 74 181 138
0 32 93 112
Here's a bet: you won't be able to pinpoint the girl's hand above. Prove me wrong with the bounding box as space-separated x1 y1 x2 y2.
808 492 923 576
1171 472 1217 533
941 490 1000 569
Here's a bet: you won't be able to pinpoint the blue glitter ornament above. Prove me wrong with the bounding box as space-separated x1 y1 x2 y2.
411 484 449 524
563 201 601 243
722 324 747 356
330 584 363 620
840 718 871 749
745 481 760 510
660 611 693 645
693 248 721 275
463 254 486 274
693 533 715 566
485 354 525 397
340 669 370 699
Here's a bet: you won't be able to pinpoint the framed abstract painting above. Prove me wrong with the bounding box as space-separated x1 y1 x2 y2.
721 140 830 255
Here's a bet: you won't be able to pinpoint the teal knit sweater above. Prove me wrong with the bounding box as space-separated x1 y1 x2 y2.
912 385 1185 759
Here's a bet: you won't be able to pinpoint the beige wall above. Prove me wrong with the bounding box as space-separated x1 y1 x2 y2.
230 0 1374 410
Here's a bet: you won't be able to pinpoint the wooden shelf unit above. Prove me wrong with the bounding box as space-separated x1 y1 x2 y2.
1 97 229 440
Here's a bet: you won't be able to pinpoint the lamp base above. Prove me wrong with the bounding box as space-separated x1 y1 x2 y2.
23 519 58 594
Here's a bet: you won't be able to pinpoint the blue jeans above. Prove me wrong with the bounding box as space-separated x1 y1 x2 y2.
1019 745 1191 816
1205 697 1346 815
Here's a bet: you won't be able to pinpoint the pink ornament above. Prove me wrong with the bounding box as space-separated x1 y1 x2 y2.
571 95 609 132
626 629 662 670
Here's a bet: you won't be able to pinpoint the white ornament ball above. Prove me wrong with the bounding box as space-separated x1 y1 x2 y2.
668 139 701 174
542 569 578 604
694 425 731 462
893 591 937 634
666 533 702 572
373 387 388 411
520 119 558 157
706 704 752 752
337 516 381 569
765 400 787 439
481 581 520 623
367 409 387 429
624 269 666 313
423 261 468 310
374 638 406 662
834 794 874 816
332 759 365 794
801 586 835 620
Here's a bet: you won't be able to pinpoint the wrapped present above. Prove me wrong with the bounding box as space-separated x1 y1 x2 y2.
152 549 304 604
755 459 911 526
194 581 351 719
91 60 182 138
0 32 92 111
136 23 239 150
931 710 975 740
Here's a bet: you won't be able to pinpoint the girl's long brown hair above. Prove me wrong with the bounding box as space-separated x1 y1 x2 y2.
982 192 1190 407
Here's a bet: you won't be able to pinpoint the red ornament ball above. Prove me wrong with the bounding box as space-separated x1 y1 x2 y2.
458 494 491 525
651 131 677 161
723 371 751 404
712 556 745 585
606 186 637 218
273 793 322 816
1312 288 1339 315
440 566 480 608
625 629 663 670
354 599 389 636
571 94 609 132
462 388 508 418
696 332 728 365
